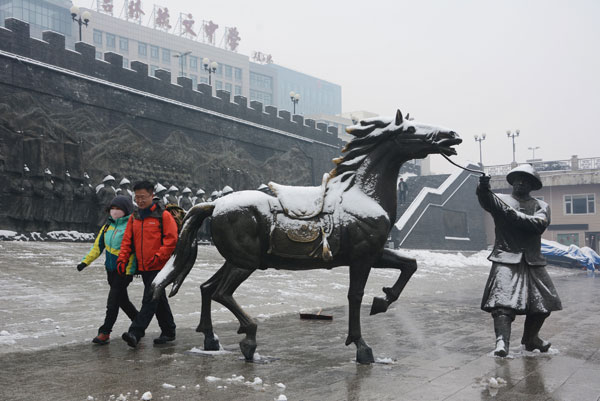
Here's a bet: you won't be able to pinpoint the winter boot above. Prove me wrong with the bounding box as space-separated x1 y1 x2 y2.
492 314 512 357
153 333 176 345
122 332 138 348
92 333 110 345
521 313 551 352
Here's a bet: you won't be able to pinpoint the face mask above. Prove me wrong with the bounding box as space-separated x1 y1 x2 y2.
110 209 126 219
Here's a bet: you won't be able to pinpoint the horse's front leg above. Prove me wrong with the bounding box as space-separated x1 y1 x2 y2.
346 261 374 364
370 248 417 315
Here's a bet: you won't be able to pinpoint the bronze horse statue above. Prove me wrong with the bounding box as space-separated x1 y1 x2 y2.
152 110 462 364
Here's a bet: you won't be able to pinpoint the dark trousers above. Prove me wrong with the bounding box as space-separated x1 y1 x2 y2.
99 271 138 334
399 191 407 204
128 270 176 339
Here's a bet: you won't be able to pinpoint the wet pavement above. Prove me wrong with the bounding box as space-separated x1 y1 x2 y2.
1 242 600 400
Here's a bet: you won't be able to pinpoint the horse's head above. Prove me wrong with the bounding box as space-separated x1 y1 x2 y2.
331 110 462 180
342 109 461 161
396 110 462 159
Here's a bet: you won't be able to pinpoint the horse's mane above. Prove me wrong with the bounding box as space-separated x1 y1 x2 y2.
329 116 401 181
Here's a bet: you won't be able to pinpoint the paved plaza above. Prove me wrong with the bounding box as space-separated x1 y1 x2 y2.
1 243 600 400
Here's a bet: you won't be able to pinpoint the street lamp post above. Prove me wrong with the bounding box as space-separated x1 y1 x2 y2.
289 91 300 114
173 51 192 78
506 129 520 165
70 6 91 42
528 146 540 161
202 58 218 85
474 133 486 166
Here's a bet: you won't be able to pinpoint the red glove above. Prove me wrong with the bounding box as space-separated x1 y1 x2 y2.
117 261 126 276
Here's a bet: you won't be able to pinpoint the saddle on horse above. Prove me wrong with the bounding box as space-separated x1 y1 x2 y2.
267 174 336 260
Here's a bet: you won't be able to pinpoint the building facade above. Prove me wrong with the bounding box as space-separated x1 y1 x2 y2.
79 7 340 116
485 156 600 251
1 1 342 116
0 0 73 46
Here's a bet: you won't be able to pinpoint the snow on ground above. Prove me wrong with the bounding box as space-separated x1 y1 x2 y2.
0 242 578 353
0 230 95 241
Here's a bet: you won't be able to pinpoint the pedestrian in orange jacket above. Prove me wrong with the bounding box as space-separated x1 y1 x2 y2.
117 180 178 347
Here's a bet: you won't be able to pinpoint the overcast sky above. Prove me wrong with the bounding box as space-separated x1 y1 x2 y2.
81 0 599 173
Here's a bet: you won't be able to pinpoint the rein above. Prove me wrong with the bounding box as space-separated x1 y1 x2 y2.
440 154 486 176
440 154 519 211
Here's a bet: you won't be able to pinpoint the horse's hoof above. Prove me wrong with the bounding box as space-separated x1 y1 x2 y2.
356 344 375 364
204 336 220 351
240 337 257 361
370 297 389 315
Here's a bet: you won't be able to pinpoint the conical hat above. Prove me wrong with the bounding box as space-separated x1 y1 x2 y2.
182 187 192 194
103 174 115 182
506 164 542 190
120 177 130 185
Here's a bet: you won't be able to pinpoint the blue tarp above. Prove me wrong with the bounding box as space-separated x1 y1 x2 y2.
541 239 598 270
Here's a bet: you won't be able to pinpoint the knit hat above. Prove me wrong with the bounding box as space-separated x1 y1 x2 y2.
109 195 134 215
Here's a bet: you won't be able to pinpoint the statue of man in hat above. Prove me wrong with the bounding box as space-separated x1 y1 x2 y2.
477 164 562 357
97 174 117 229
165 185 179 205
179 187 193 211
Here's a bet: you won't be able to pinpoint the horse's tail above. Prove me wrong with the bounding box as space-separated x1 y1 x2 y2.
152 203 215 300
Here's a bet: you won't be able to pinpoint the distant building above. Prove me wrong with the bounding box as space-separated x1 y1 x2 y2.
485 155 600 251
1 1 341 116
271 64 341 116
0 0 74 46
72 6 340 115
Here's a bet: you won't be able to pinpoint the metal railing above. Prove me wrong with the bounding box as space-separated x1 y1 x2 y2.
484 157 600 176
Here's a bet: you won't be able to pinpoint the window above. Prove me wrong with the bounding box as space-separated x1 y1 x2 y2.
250 89 273 105
150 45 159 59
93 29 102 45
200 77 209 84
95 51 102 60
190 74 198 87
119 37 128 52
162 48 171 63
234 67 242 81
215 80 223 90
122 58 129 68
557 233 579 247
106 33 115 48
150 65 159 76
250 72 272 91
225 83 232 93
234 85 242 95
138 42 147 57
565 194 595 215
225 65 232 78
215 63 222 76
189 56 198 71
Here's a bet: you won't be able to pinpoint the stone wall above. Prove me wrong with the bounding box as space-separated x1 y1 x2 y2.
0 18 344 233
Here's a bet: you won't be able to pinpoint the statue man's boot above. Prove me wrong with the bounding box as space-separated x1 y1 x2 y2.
521 313 551 352
492 314 512 357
